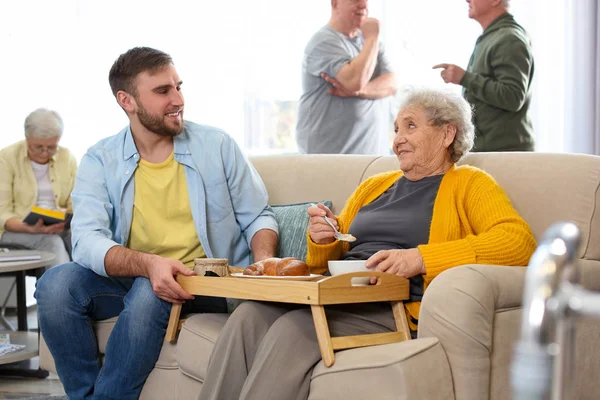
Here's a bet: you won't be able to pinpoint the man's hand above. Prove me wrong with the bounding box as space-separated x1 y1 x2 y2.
321 73 359 98
146 256 196 304
365 249 425 284
28 219 66 234
360 18 380 40
432 63 466 85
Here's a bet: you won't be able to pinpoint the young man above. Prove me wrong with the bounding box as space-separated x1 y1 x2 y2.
35 47 278 400
433 0 535 152
295 0 397 155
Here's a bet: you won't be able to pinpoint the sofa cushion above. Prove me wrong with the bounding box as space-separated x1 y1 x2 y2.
40 316 179 372
309 337 454 400
177 317 454 399
95 317 117 355
95 317 178 369
272 200 333 261
177 313 230 383
89 316 180 369
96 317 179 369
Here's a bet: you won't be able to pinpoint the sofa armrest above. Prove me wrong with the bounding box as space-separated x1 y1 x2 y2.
309 337 454 400
418 264 527 400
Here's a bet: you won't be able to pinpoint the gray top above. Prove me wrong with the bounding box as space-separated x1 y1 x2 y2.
345 174 444 302
295 25 394 155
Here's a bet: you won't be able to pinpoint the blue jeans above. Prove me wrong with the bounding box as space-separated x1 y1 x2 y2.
35 262 226 400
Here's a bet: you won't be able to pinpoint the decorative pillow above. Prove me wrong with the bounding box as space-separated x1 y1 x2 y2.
272 200 333 262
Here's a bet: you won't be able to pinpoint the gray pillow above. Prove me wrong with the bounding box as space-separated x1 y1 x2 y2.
272 200 333 262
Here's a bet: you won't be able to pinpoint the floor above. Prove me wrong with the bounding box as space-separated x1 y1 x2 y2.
0 306 66 398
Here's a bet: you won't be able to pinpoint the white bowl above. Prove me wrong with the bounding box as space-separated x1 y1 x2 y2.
327 260 371 286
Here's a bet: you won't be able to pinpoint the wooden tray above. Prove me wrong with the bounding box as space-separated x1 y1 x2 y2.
167 271 411 367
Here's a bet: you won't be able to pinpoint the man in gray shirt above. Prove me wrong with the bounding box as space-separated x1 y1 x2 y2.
295 0 397 155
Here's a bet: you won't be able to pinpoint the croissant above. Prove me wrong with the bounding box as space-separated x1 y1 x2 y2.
243 257 310 276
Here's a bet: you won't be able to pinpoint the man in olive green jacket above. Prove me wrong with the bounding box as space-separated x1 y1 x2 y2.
433 0 534 152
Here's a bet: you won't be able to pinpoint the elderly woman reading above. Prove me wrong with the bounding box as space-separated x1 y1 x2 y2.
197 88 537 400
0 108 77 265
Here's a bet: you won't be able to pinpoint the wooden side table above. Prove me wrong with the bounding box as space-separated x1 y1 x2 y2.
0 251 55 377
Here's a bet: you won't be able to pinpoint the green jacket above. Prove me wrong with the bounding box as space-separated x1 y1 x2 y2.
461 13 535 152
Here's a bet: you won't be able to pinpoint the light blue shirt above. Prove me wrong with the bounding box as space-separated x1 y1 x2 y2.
71 121 278 277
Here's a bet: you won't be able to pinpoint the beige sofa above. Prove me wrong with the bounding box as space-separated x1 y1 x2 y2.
40 152 600 399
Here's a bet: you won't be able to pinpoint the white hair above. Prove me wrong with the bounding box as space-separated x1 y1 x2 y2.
501 0 511 8
398 87 475 162
24 108 64 139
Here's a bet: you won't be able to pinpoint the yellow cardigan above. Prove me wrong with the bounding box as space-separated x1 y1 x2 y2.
0 140 78 235
307 164 537 327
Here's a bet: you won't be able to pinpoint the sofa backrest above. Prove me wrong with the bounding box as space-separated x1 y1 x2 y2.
250 152 600 262
250 154 379 214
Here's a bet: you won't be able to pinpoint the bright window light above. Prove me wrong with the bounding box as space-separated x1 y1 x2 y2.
0 0 566 159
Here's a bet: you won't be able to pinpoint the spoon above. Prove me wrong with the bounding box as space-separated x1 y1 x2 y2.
309 204 356 242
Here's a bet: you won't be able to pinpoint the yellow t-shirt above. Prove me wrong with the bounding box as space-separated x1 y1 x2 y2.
128 151 205 269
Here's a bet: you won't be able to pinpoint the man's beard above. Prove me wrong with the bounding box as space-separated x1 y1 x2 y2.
136 103 184 137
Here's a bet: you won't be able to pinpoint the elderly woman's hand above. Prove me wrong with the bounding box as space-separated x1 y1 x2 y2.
365 249 425 283
28 219 66 234
307 203 338 245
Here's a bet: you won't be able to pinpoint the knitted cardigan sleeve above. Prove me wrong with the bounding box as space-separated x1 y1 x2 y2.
417 168 536 285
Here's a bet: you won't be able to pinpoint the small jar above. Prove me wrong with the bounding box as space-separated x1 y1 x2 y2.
193 258 229 277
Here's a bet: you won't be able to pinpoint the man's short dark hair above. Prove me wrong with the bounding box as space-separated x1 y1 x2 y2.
108 47 173 98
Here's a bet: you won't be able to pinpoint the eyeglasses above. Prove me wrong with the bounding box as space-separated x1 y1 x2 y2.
29 145 59 155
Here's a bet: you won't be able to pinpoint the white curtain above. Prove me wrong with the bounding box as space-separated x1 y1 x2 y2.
510 0 599 155
564 0 600 155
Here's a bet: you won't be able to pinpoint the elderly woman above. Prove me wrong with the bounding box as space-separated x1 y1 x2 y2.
198 88 537 400
0 108 77 265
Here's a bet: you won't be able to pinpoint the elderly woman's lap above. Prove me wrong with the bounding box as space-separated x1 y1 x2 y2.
225 302 397 400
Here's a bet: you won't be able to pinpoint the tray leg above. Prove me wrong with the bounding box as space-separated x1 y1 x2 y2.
166 303 183 342
310 305 335 367
391 301 412 341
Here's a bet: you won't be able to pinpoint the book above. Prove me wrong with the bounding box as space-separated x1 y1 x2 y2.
0 333 26 357
0 250 42 262
0 344 26 357
23 206 73 228
0 333 9 345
